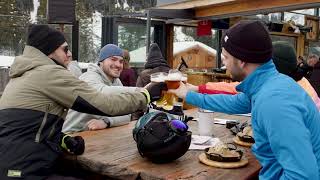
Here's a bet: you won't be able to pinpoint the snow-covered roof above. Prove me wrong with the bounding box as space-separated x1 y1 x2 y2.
173 41 217 56
129 41 217 63
0 56 15 67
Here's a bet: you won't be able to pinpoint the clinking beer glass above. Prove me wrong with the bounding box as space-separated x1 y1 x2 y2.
150 72 167 107
151 70 185 111
164 70 183 110
165 70 182 106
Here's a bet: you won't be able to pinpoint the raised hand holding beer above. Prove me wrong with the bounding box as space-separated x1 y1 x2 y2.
149 70 186 110
168 82 189 99
164 70 185 108
144 81 167 102
185 83 198 92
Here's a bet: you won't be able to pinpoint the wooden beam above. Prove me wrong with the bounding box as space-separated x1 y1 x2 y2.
297 34 305 57
195 0 320 19
270 32 299 37
149 9 195 19
156 0 235 10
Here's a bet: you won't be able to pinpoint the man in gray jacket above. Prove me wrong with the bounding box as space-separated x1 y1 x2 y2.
63 44 138 133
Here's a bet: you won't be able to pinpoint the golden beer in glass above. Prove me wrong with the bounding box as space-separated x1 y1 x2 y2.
164 70 182 108
165 70 182 89
151 72 167 107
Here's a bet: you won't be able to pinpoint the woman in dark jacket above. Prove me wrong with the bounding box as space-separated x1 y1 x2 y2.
120 50 137 86
309 59 320 96
136 43 170 87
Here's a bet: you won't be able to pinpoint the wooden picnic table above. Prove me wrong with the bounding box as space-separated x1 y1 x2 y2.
63 109 261 180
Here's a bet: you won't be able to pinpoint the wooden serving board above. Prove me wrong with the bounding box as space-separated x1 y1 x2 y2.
199 153 248 169
233 136 253 147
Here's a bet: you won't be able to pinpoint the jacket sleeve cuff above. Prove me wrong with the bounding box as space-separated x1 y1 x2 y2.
199 86 236 95
101 117 111 127
198 85 207 93
141 89 151 104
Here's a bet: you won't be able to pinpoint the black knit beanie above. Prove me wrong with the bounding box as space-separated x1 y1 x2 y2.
145 43 169 69
272 41 297 76
27 24 66 55
222 20 272 63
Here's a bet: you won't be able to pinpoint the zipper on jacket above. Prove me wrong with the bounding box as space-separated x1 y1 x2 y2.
35 104 50 143
48 108 67 139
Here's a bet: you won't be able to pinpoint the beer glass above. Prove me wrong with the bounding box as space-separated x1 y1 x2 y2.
164 70 183 108
151 72 167 107
165 69 182 89
181 73 188 84
150 72 166 83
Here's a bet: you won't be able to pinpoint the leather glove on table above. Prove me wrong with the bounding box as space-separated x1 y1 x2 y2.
60 133 85 155
141 82 167 103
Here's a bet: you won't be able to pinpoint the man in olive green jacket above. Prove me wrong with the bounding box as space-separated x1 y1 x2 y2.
0 25 165 180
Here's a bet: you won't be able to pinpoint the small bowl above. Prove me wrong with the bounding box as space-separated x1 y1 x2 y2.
237 134 255 143
204 147 243 162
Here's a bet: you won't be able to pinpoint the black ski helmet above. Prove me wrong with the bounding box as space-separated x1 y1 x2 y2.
133 112 192 163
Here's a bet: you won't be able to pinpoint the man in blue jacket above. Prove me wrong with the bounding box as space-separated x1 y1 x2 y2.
170 20 320 179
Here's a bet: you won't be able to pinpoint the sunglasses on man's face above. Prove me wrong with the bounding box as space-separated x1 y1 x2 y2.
63 46 69 54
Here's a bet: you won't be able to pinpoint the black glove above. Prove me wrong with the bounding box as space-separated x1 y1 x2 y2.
61 134 85 155
144 82 167 102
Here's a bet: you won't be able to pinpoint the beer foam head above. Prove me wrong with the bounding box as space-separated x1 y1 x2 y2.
166 71 182 81
151 77 164 82
151 72 166 82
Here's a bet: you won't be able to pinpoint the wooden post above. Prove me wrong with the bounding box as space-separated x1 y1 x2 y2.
166 24 174 68
59 24 65 32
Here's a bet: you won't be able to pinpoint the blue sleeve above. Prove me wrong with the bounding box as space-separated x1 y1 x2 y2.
185 91 251 114
259 98 319 180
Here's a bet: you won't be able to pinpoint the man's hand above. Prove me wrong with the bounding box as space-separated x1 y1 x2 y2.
143 82 167 102
168 82 189 99
185 83 199 92
86 119 108 130
60 134 85 155
144 83 152 89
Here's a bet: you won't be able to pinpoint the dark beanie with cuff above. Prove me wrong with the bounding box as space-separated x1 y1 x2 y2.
272 41 297 76
221 20 272 63
27 24 66 56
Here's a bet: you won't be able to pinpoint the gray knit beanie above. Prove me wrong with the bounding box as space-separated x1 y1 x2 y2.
98 44 123 63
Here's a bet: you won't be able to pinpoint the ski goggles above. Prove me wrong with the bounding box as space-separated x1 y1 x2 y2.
168 119 188 135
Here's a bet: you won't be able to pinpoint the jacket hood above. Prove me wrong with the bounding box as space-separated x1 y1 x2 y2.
86 63 122 85
145 43 170 69
10 46 57 78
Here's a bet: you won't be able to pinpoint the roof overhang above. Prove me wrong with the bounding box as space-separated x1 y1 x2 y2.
155 0 320 20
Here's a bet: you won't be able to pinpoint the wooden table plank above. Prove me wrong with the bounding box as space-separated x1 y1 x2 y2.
64 109 260 180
